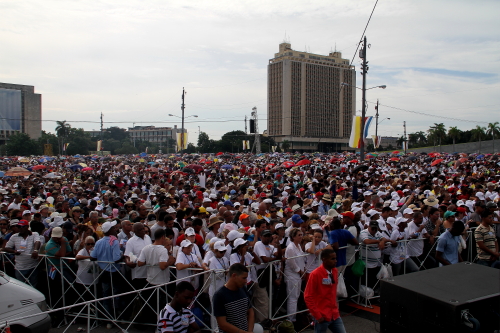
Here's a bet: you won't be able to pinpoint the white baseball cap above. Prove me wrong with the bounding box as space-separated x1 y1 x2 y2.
214 240 228 252
102 221 117 233
185 227 196 236
180 240 194 248
227 230 244 241
233 238 248 248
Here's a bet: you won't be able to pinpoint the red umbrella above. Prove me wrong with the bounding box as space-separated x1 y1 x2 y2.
389 157 400 162
281 161 295 168
392 151 400 154
199 158 206 163
265 163 275 171
82 167 94 171
32 165 46 170
328 158 339 163
187 164 204 173
428 152 441 158
348 159 359 163
296 159 311 166
459 158 468 163
204 160 213 164
171 170 187 176
216 152 223 156
431 159 444 166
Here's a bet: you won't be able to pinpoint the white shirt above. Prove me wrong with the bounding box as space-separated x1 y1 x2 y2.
76 248 97 285
137 244 171 285
284 242 305 275
406 222 428 257
125 235 152 279
208 256 229 296
304 241 327 273
175 250 202 289
5 232 41 270
254 241 277 270
230 252 257 283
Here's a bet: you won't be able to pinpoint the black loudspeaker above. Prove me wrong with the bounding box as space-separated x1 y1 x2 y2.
249 119 255 134
380 262 500 333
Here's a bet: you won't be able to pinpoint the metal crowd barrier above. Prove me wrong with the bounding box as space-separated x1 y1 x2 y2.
0 229 478 330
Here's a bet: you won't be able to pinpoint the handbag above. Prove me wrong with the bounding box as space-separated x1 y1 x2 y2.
352 258 366 277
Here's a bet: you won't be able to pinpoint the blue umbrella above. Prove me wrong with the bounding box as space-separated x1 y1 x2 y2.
477 155 485 159
68 164 83 171
140 152 147 157
221 164 233 169
0 171 4 177
148 161 155 165
74 154 81 158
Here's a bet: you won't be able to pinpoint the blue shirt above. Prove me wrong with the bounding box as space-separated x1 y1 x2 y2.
436 230 461 265
90 236 122 272
329 229 355 267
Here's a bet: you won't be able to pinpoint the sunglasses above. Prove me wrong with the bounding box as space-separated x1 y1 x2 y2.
85 243 95 246
269 211 277 213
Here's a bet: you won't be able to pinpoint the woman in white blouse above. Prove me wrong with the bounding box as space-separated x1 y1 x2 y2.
208 240 230 330
175 240 207 290
284 228 305 323
229 238 261 295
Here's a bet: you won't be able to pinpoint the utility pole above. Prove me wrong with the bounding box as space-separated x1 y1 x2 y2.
100 112 103 140
181 87 186 153
133 122 136 147
403 121 407 154
250 107 261 154
375 99 379 150
244 115 247 134
359 36 368 162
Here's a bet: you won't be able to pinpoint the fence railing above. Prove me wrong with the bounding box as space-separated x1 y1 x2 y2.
0 228 479 331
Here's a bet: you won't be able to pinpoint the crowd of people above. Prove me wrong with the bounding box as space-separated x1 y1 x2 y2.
0 151 499 332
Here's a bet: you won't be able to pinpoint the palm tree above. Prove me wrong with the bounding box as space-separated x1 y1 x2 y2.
55 121 71 154
486 122 500 153
448 126 461 152
427 128 436 150
429 123 446 151
414 131 427 145
471 125 486 153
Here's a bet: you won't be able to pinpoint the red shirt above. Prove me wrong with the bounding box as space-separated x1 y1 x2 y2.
304 264 340 322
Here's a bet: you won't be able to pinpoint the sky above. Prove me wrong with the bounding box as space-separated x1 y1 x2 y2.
1 0 499 143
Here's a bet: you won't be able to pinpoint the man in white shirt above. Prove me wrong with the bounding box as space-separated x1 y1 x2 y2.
138 228 176 304
253 230 282 323
125 223 152 290
406 211 429 269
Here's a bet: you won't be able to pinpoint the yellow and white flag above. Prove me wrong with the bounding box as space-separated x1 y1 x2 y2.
176 133 188 150
242 140 250 150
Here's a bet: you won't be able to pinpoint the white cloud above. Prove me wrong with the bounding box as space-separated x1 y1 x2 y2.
0 0 498 144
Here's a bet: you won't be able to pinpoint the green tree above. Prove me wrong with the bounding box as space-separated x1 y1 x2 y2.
115 143 139 155
104 127 129 141
396 136 405 149
486 122 500 153
429 123 446 150
471 125 486 153
6 133 41 156
66 128 93 155
37 131 59 155
448 126 461 152
197 132 211 153
414 131 427 146
55 120 71 154
281 140 291 152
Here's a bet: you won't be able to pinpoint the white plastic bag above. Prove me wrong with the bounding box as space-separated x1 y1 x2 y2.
337 272 348 298
359 285 374 298
376 264 389 280
385 263 393 278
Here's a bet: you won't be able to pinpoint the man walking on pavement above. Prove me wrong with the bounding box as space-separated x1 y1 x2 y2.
304 249 346 333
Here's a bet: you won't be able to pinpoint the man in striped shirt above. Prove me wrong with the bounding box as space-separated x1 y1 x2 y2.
359 221 393 289
157 281 201 333
213 263 254 333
